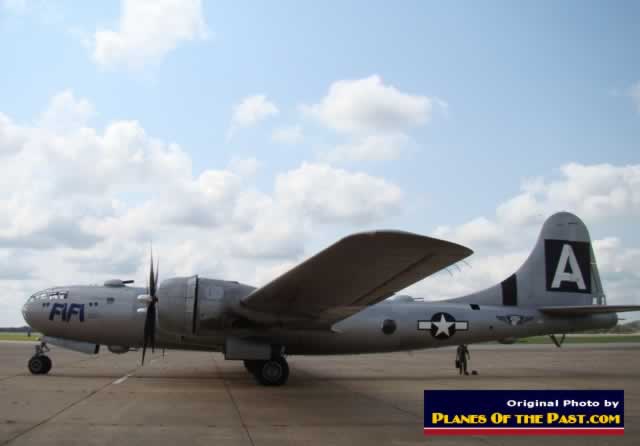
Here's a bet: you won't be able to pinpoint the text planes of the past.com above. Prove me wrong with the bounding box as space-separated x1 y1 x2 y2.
22 212 640 385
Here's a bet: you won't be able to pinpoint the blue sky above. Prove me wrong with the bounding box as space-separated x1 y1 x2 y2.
0 0 638 325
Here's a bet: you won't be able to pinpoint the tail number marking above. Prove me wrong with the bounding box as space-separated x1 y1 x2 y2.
545 240 591 293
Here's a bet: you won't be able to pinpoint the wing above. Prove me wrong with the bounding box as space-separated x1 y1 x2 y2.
237 230 472 326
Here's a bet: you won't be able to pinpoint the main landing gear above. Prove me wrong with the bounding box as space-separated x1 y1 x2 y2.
28 341 52 375
244 356 289 386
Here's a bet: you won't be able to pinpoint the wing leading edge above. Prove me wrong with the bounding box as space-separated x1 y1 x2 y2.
238 231 473 326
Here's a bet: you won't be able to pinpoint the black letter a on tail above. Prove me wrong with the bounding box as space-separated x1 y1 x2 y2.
545 240 591 293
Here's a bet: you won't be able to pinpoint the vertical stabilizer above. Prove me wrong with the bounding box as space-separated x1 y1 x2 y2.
449 212 605 308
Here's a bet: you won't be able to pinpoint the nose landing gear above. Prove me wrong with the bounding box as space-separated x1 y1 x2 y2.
28 341 52 375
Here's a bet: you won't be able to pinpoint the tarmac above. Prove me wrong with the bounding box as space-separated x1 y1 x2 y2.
0 341 638 446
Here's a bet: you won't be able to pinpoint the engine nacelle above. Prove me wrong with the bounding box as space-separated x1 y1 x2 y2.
157 276 252 336
107 345 130 354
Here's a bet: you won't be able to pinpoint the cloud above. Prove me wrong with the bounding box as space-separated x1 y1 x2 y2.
631 81 640 113
271 125 303 144
433 217 503 249
228 157 260 176
38 90 94 132
91 0 208 69
432 163 640 252
302 75 442 162
409 162 640 308
0 91 404 324
0 113 26 157
275 162 402 224
0 250 35 280
227 95 279 139
302 75 432 135
499 163 640 223
593 238 640 280
322 133 409 162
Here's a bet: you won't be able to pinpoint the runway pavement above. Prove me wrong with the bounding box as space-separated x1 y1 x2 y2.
0 341 638 445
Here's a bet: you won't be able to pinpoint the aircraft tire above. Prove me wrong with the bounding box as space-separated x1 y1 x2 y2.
255 357 289 386
28 356 48 375
41 356 52 374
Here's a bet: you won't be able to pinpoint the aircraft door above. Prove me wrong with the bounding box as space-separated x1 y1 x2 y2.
185 276 199 335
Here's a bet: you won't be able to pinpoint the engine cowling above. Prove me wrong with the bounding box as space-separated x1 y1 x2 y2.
156 276 251 336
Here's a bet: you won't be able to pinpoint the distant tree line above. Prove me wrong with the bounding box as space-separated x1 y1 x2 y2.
0 326 32 333
584 320 640 334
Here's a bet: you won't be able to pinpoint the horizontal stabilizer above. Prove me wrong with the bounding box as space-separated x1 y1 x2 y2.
539 305 640 316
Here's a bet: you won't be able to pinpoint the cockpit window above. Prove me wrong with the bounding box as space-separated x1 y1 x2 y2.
29 290 68 301
47 291 68 300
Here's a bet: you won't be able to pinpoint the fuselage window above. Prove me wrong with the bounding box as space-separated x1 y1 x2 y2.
106 297 115 304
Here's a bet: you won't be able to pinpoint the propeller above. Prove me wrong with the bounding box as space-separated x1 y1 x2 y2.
140 248 159 366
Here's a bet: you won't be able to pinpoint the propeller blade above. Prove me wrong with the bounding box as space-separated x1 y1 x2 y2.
141 246 159 366
149 249 156 297
155 259 159 292
141 337 148 365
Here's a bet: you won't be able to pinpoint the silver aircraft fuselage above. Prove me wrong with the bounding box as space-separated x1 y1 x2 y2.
22 283 616 355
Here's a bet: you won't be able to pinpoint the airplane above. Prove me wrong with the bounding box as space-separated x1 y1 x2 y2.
21 211 640 386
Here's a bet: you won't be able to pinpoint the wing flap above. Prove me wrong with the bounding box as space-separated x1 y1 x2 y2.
239 230 472 324
539 305 640 316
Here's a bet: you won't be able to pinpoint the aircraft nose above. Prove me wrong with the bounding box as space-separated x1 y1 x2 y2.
22 299 34 327
22 291 45 330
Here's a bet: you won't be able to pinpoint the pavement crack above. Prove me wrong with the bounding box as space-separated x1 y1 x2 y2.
212 355 256 446
1 363 140 446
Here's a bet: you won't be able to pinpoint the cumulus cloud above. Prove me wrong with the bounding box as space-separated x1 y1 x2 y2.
38 90 95 132
271 125 303 144
433 163 640 251
0 91 404 325
593 238 640 280
0 113 25 156
323 133 409 162
410 163 640 308
91 0 209 69
302 75 431 134
500 163 640 223
275 162 403 224
227 95 279 139
0 250 35 280
302 75 441 162
433 217 503 249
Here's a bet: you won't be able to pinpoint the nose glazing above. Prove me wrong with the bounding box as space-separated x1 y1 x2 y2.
22 296 35 327
23 290 47 331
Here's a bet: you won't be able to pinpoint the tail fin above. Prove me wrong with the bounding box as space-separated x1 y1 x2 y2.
451 212 607 308
514 211 605 308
